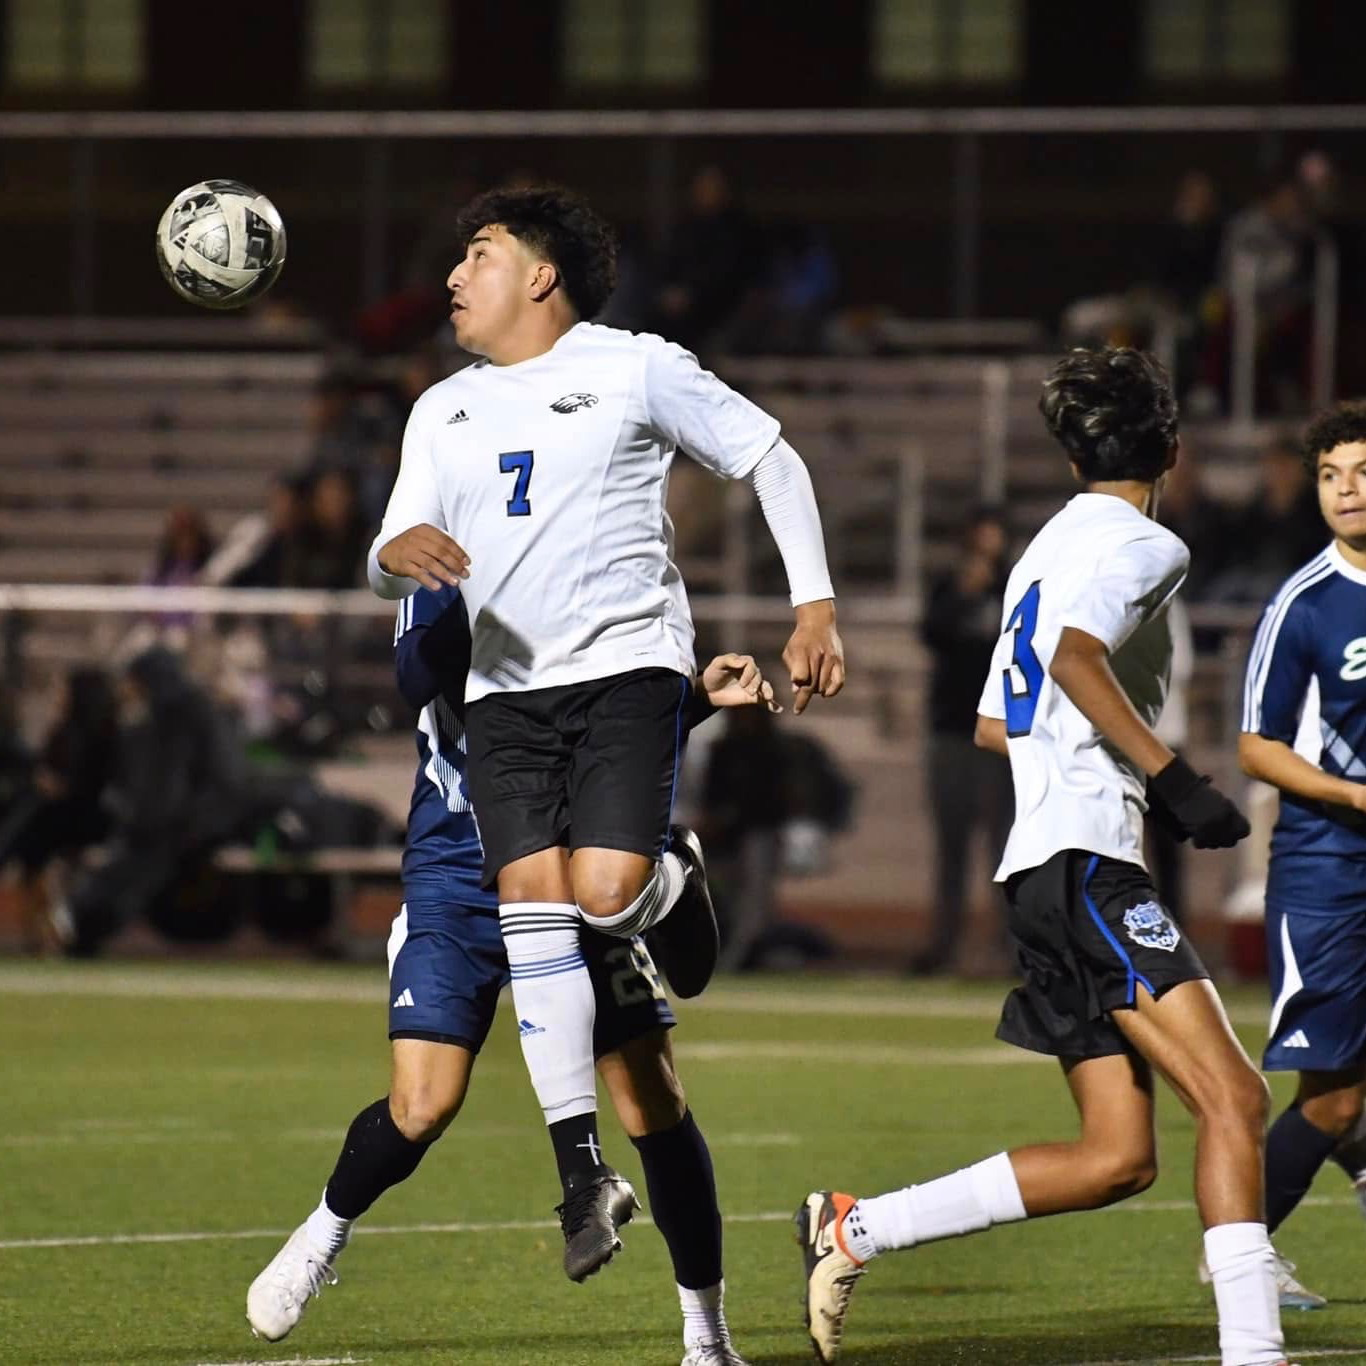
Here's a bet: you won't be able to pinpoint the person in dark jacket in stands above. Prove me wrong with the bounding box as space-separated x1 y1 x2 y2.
0 668 119 951
915 507 1014 974
54 648 245 956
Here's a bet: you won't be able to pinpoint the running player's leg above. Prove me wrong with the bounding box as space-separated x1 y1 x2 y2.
463 689 603 1201
569 669 718 996
245 900 498 1342
587 934 744 1364
1262 899 1366 1234
1112 981 1286 1366
796 1052 1154 1364
1266 1068 1366 1233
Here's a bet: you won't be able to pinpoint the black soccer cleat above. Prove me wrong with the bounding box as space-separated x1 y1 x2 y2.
646 825 720 999
556 1169 639 1283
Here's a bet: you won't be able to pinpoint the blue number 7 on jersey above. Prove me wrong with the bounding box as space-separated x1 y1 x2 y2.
498 450 534 516
1003 580 1044 736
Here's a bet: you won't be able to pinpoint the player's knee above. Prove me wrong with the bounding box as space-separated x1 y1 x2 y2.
1081 1147 1157 1206
576 870 650 921
1302 1086 1366 1140
1203 1064 1271 1133
389 1086 463 1143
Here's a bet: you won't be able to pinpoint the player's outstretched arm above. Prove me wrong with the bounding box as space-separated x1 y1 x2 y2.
1051 626 1249 848
1238 732 1366 816
699 653 783 712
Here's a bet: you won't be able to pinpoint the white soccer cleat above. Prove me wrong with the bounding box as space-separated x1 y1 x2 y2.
1197 1248 1326 1311
680 1340 750 1365
795 1191 866 1363
246 1221 341 1341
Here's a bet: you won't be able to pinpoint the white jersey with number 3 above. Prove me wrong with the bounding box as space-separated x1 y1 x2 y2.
977 493 1189 881
372 322 779 702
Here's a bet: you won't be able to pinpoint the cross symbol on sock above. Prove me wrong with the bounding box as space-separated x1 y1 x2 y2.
576 1132 603 1165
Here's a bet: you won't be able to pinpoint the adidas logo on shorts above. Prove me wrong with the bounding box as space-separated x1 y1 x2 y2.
392 988 416 1008
1280 1029 1311 1048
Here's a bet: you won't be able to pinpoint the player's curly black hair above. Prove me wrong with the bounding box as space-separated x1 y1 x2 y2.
1302 401 1366 474
453 184 618 321
1039 348 1178 483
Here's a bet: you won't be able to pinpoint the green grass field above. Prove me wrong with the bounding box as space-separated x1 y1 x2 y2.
3 963 1366 1366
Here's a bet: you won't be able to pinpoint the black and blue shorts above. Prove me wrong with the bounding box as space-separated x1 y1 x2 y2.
996 849 1210 1060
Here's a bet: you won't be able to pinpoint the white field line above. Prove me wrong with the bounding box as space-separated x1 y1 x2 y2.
0 963 1276 1028
0 1125 802 1149
193 1358 367 1366
1069 1353 1366 1365
0 1197 1355 1253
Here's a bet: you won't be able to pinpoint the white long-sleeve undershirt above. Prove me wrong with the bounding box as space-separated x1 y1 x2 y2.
745 437 835 607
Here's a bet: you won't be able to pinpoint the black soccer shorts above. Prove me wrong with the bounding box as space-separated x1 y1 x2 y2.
463 667 691 887
995 849 1211 1060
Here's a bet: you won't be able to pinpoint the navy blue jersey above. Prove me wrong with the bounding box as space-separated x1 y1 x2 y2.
1242 544 1366 912
394 586 496 910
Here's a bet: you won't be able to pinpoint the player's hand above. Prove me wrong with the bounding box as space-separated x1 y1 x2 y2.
783 600 844 715
1351 782 1366 817
377 524 470 591
1149 755 1251 849
699 653 782 712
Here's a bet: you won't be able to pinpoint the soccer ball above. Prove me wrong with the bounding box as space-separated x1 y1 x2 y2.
155 179 286 310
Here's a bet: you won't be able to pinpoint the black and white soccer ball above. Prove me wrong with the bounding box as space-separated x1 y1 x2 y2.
155 179 286 310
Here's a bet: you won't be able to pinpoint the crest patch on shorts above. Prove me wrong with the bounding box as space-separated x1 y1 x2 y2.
1122 901 1180 952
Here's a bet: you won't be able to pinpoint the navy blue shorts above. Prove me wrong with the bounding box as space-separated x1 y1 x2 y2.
386 897 676 1055
1264 900 1366 1072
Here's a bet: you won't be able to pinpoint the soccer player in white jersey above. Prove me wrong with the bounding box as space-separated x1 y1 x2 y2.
796 349 1297 1366
367 186 842 1256
1225 402 1366 1305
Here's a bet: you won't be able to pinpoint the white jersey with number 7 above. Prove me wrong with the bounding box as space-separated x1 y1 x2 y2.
977 492 1189 881
370 322 780 704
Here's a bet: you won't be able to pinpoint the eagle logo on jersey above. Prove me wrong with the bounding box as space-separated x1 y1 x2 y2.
550 392 598 413
1122 901 1180 952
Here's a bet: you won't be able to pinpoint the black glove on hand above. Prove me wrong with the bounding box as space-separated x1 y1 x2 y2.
1148 755 1251 850
1144 778 1190 844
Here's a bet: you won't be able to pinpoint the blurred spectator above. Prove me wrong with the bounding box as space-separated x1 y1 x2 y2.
1219 175 1315 413
1153 170 1225 405
1207 432 1327 604
147 505 214 587
305 373 370 476
1156 444 1229 603
1146 596 1194 923
655 166 761 352
291 470 367 590
725 224 840 355
55 649 245 956
916 508 1014 975
202 474 311 589
1157 172 1224 317
701 704 789 971
0 668 118 951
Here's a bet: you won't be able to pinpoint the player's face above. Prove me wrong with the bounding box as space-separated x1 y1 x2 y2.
446 225 542 356
1317 441 1366 548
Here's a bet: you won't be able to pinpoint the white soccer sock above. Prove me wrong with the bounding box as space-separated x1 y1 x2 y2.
304 1191 351 1261
499 903 598 1123
584 853 686 939
679 1280 727 1349
842 1152 1027 1262
1203 1222 1284 1366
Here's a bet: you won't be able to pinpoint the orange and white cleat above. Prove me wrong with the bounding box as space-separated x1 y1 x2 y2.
794 1191 866 1363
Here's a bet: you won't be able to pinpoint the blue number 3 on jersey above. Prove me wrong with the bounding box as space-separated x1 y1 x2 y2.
1003 580 1044 736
